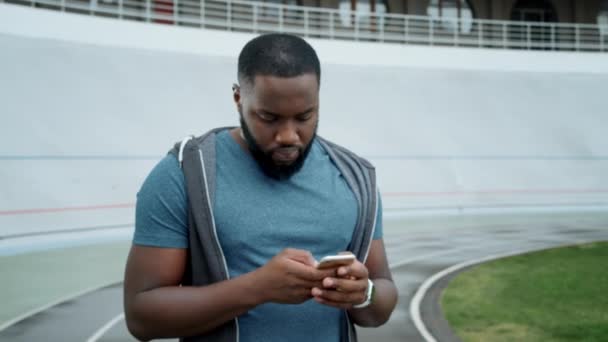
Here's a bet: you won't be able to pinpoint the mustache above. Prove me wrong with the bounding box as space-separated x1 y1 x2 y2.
271 146 302 153
238 112 318 180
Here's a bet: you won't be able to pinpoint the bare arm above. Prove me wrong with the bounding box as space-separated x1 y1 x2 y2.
124 246 335 341
311 239 398 327
347 239 398 326
123 246 259 340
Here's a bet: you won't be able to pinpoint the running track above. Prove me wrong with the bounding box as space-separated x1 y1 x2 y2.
1 212 607 341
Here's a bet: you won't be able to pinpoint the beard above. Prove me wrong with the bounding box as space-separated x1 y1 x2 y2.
239 114 316 180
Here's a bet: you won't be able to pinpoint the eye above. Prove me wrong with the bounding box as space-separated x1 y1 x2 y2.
257 112 277 122
296 112 313 122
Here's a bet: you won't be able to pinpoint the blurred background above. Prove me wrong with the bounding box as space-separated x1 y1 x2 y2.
0 0 607 341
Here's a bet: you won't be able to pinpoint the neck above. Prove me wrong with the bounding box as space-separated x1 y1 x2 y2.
230 128 249 152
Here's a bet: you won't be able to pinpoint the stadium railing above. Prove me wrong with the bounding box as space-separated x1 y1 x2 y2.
2 0 607 52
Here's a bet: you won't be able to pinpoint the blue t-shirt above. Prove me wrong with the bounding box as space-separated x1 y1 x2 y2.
134 130 383 342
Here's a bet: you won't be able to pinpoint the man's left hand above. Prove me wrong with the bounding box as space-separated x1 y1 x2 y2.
311 258 369 309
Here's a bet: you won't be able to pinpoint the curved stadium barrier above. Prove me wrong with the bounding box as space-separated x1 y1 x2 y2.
1 0 607 52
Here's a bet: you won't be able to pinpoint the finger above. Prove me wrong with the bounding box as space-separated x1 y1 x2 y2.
293 279 325 289
322 277 367 293
312 287 366 305
337 260 368 279
316 268 339 279
297 287 314 300
287 260 336 281
283 248 317 267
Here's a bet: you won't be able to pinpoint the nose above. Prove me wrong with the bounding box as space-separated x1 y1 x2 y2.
275 121 300 146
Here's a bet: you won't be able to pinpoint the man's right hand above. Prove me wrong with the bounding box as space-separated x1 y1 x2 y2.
252 248 335 304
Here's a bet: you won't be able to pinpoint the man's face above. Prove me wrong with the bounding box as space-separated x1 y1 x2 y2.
235 73 319 180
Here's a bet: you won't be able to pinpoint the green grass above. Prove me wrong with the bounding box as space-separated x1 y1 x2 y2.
0 242 130 326
442 241 608 342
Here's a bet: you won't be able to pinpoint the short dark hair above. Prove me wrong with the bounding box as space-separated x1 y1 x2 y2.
237 33 321 87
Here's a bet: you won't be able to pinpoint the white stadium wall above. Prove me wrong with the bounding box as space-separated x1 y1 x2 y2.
1 3 607 240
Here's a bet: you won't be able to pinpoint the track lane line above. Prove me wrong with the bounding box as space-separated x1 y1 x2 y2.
387 227 567 269
0 281 122 332
85 312 125 342
0 203 135 216
409 238 606 342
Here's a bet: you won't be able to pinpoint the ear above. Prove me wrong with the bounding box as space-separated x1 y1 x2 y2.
232 84 242 111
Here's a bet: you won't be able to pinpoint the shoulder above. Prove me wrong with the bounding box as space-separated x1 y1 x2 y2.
138 154 186 202
316 136 375 170
134 154 189 248
148 154 183 184
168 127 237 157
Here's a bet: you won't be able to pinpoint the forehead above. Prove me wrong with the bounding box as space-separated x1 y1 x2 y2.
247 74 319 99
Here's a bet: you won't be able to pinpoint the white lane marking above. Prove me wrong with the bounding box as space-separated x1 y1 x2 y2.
85 312 125 342
0 280 122 332
386 224 608 270
408 248 530 342
389 248 468 269
383 205 608 219
409 239 603 342
0 228 133 256
385 231 566 338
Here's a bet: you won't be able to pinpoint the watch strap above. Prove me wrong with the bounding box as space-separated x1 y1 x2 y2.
352 279 374 309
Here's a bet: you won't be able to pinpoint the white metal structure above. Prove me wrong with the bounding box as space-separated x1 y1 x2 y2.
1 4 608 242
1 0 607 52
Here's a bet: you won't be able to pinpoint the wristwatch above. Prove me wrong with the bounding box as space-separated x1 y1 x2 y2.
352 279 375 309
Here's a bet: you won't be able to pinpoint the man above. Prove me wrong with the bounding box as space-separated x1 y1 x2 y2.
124 33 398 342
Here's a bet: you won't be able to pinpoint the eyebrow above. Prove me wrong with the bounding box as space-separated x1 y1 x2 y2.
259 107 315 117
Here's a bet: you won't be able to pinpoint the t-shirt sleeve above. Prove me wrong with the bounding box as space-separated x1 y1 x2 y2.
133 154 189 248
372 190 383 240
